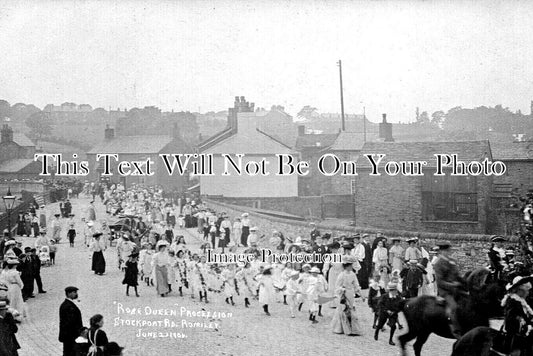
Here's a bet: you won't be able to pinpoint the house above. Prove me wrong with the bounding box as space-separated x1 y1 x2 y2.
86 124 193 191
0 124 42 180
256 105 298 148
491 141 533 197
354 140 493 234
295 125 339 196
198 97 299 198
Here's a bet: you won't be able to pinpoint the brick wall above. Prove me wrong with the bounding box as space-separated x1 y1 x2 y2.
494 160 533 196
204 199 515 271
354 172 492 234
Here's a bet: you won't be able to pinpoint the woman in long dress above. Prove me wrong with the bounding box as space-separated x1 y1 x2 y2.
331 256 364 336
323 242 343 308
0 259 25 317
151 243 170 297
372 240 389 273
90 233 106 275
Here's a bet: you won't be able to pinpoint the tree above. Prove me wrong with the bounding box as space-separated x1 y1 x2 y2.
431 111 445 125
25 111 52 142
417 111 430 124
0 100 12 119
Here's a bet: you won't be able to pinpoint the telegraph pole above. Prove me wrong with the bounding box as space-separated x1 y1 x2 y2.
363 106 366 143
337 60 345 131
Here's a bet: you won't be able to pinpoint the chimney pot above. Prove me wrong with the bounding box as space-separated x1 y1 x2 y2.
382 113 387 123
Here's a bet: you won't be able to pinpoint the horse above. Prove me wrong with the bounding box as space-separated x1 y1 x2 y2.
398 267 506 356
450 326 498 356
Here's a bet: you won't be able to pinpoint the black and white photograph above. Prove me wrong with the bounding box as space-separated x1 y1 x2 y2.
0 1 532 355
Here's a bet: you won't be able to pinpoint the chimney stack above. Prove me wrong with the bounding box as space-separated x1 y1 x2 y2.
1 124 13 143
104 124 115 140
379 113 394 142
172 122 180 139
298 125 306 136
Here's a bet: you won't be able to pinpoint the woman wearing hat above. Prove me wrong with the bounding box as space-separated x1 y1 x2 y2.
389 238 404 272
331 255 363 336
501 276 533 354
89 233 106 275
0 258 24 317
0 300 20 356
151 241 171 297
240 213 250 247
323 242 343 308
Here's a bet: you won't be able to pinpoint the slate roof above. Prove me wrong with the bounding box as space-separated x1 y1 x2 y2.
329 132 379 151
295 134 339 150
0 159 38 173
12 133 34 147
87 136 174 154
356 141 492 168
197 127 234 152
490 141 533 161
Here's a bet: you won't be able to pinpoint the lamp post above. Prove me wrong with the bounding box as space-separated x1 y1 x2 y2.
3 187 16 238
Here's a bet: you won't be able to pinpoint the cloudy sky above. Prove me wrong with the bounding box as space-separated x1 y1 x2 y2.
0 0 531 122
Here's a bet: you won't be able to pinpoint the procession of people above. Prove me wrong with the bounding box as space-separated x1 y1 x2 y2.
0 181 532 355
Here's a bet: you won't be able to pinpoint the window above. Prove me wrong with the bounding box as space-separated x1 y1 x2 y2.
421 175 478 221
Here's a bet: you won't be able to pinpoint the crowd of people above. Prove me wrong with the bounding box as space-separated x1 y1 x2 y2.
0 180 532 355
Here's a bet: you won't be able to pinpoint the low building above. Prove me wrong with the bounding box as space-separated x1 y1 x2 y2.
354 140 493 234
86 124 193 191
0 124 41 180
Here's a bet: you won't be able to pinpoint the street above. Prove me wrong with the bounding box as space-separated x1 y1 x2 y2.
15 197 454 356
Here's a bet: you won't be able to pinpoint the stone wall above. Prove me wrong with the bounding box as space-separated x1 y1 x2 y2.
494 160 533 197
204 198 517 271
354 172 492 235
0 182 45 194
208 196 323 219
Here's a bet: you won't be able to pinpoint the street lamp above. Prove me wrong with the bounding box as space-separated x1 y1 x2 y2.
3 187 16 238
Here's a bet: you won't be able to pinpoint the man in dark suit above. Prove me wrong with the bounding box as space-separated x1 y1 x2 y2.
30 248 46 294
19 248 35 300
59 286 83 356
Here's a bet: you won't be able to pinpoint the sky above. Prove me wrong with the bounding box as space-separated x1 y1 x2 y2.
0 0 531 123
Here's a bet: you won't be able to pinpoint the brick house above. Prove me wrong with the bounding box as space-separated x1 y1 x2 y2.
86 124 193 191
354 141 493 234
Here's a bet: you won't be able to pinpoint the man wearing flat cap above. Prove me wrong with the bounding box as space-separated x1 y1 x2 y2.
488 235 506 281
59 286 83 356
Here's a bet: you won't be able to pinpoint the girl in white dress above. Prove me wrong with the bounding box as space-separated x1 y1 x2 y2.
256 267 275 316
174 250 188 297
235 262 257 308
285 270 300 317
187 254 201 299
222 264 237 305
